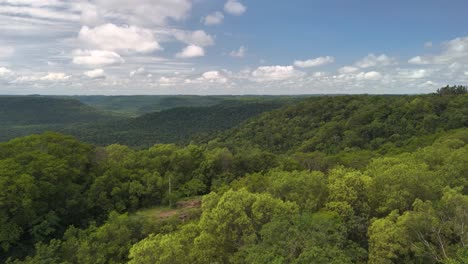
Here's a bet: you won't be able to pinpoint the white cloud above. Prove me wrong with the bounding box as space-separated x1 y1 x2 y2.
84 68 105 79
0 5 80 22
424 41 433 48
159 76 178 86
40 72 70 81
312 72 329 78
87 0 192 26
0 66 13 76
408 36 468 65
408 56 430 65
355 71 382 81
198 71 228 83
79 2 100 26
72 49 124 66
224 0 246 16
176 45 205 58
202 11 224 25
398 69 427 79
294 56 334 68
78 24 162 53
130 67 146 77
338 66 359 74
230 46 246 58
433 36 468 64
173 30 214 47
251 65 304 81
355 54 396 68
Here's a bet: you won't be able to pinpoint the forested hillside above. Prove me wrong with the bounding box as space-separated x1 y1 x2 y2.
0 92 467 264
218 94 468 154
71 95 302 116
0 96 115 125
66 100 286 147
0 97 292 146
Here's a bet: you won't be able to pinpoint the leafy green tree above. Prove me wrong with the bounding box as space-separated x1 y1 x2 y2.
326 167 372 245
368 211 410 264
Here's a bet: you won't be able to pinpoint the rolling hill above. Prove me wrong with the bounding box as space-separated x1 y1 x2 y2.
0 96 116 125
217 94 468 154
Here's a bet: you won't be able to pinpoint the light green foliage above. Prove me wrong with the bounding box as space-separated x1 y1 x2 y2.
326 167 372 245
129 189 298 264
128 223 200 264
368 188 468 264
232 170 328 212
367 155 441 215
241 211 362 264
2 93 467 263
368 211 410 264
60 212 149 264
267 170 328 212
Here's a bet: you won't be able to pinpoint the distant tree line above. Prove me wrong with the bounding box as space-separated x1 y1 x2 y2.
436 85 467 95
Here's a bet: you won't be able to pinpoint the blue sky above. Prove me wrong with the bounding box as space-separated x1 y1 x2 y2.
0 0 467 95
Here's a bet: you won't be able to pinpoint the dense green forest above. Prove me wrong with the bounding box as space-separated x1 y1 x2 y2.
0 96 294 146
70 95 302 116
0 90 467 263
0 96 117 126
61 100 289 147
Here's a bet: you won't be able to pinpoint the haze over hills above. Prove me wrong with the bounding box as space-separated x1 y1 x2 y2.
0 95 298 146
0 96 117 125
69 95 304 116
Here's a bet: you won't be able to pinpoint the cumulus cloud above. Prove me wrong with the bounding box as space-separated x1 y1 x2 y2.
84 68 105 79
0 66 13 76
198 71 228 83
408 56 430 65
72 49 124 66
159 76 181 86
79 2 101 26
224 0 246 16
251 65 304 81
355 54 396 68
173 30 214 47
294 56 334 68
130 67 146 77
78 24 162 53
176 45 205 58
355 71 382 80
407 37 468 66
230 46 246 58
398 69 428 79
338 66 359 74
40 72 70 81
202 11 224 25
431 36 468 64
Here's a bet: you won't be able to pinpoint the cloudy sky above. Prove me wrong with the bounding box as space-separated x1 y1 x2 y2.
0 0 468 95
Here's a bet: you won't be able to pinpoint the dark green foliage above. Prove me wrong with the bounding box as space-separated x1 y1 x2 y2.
0 133 97 260
436 85 467 96
72 95 297 116
0 97 291 147
0 96 115 126
67 100 286 147
1 92 467 263
218 94 468 154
